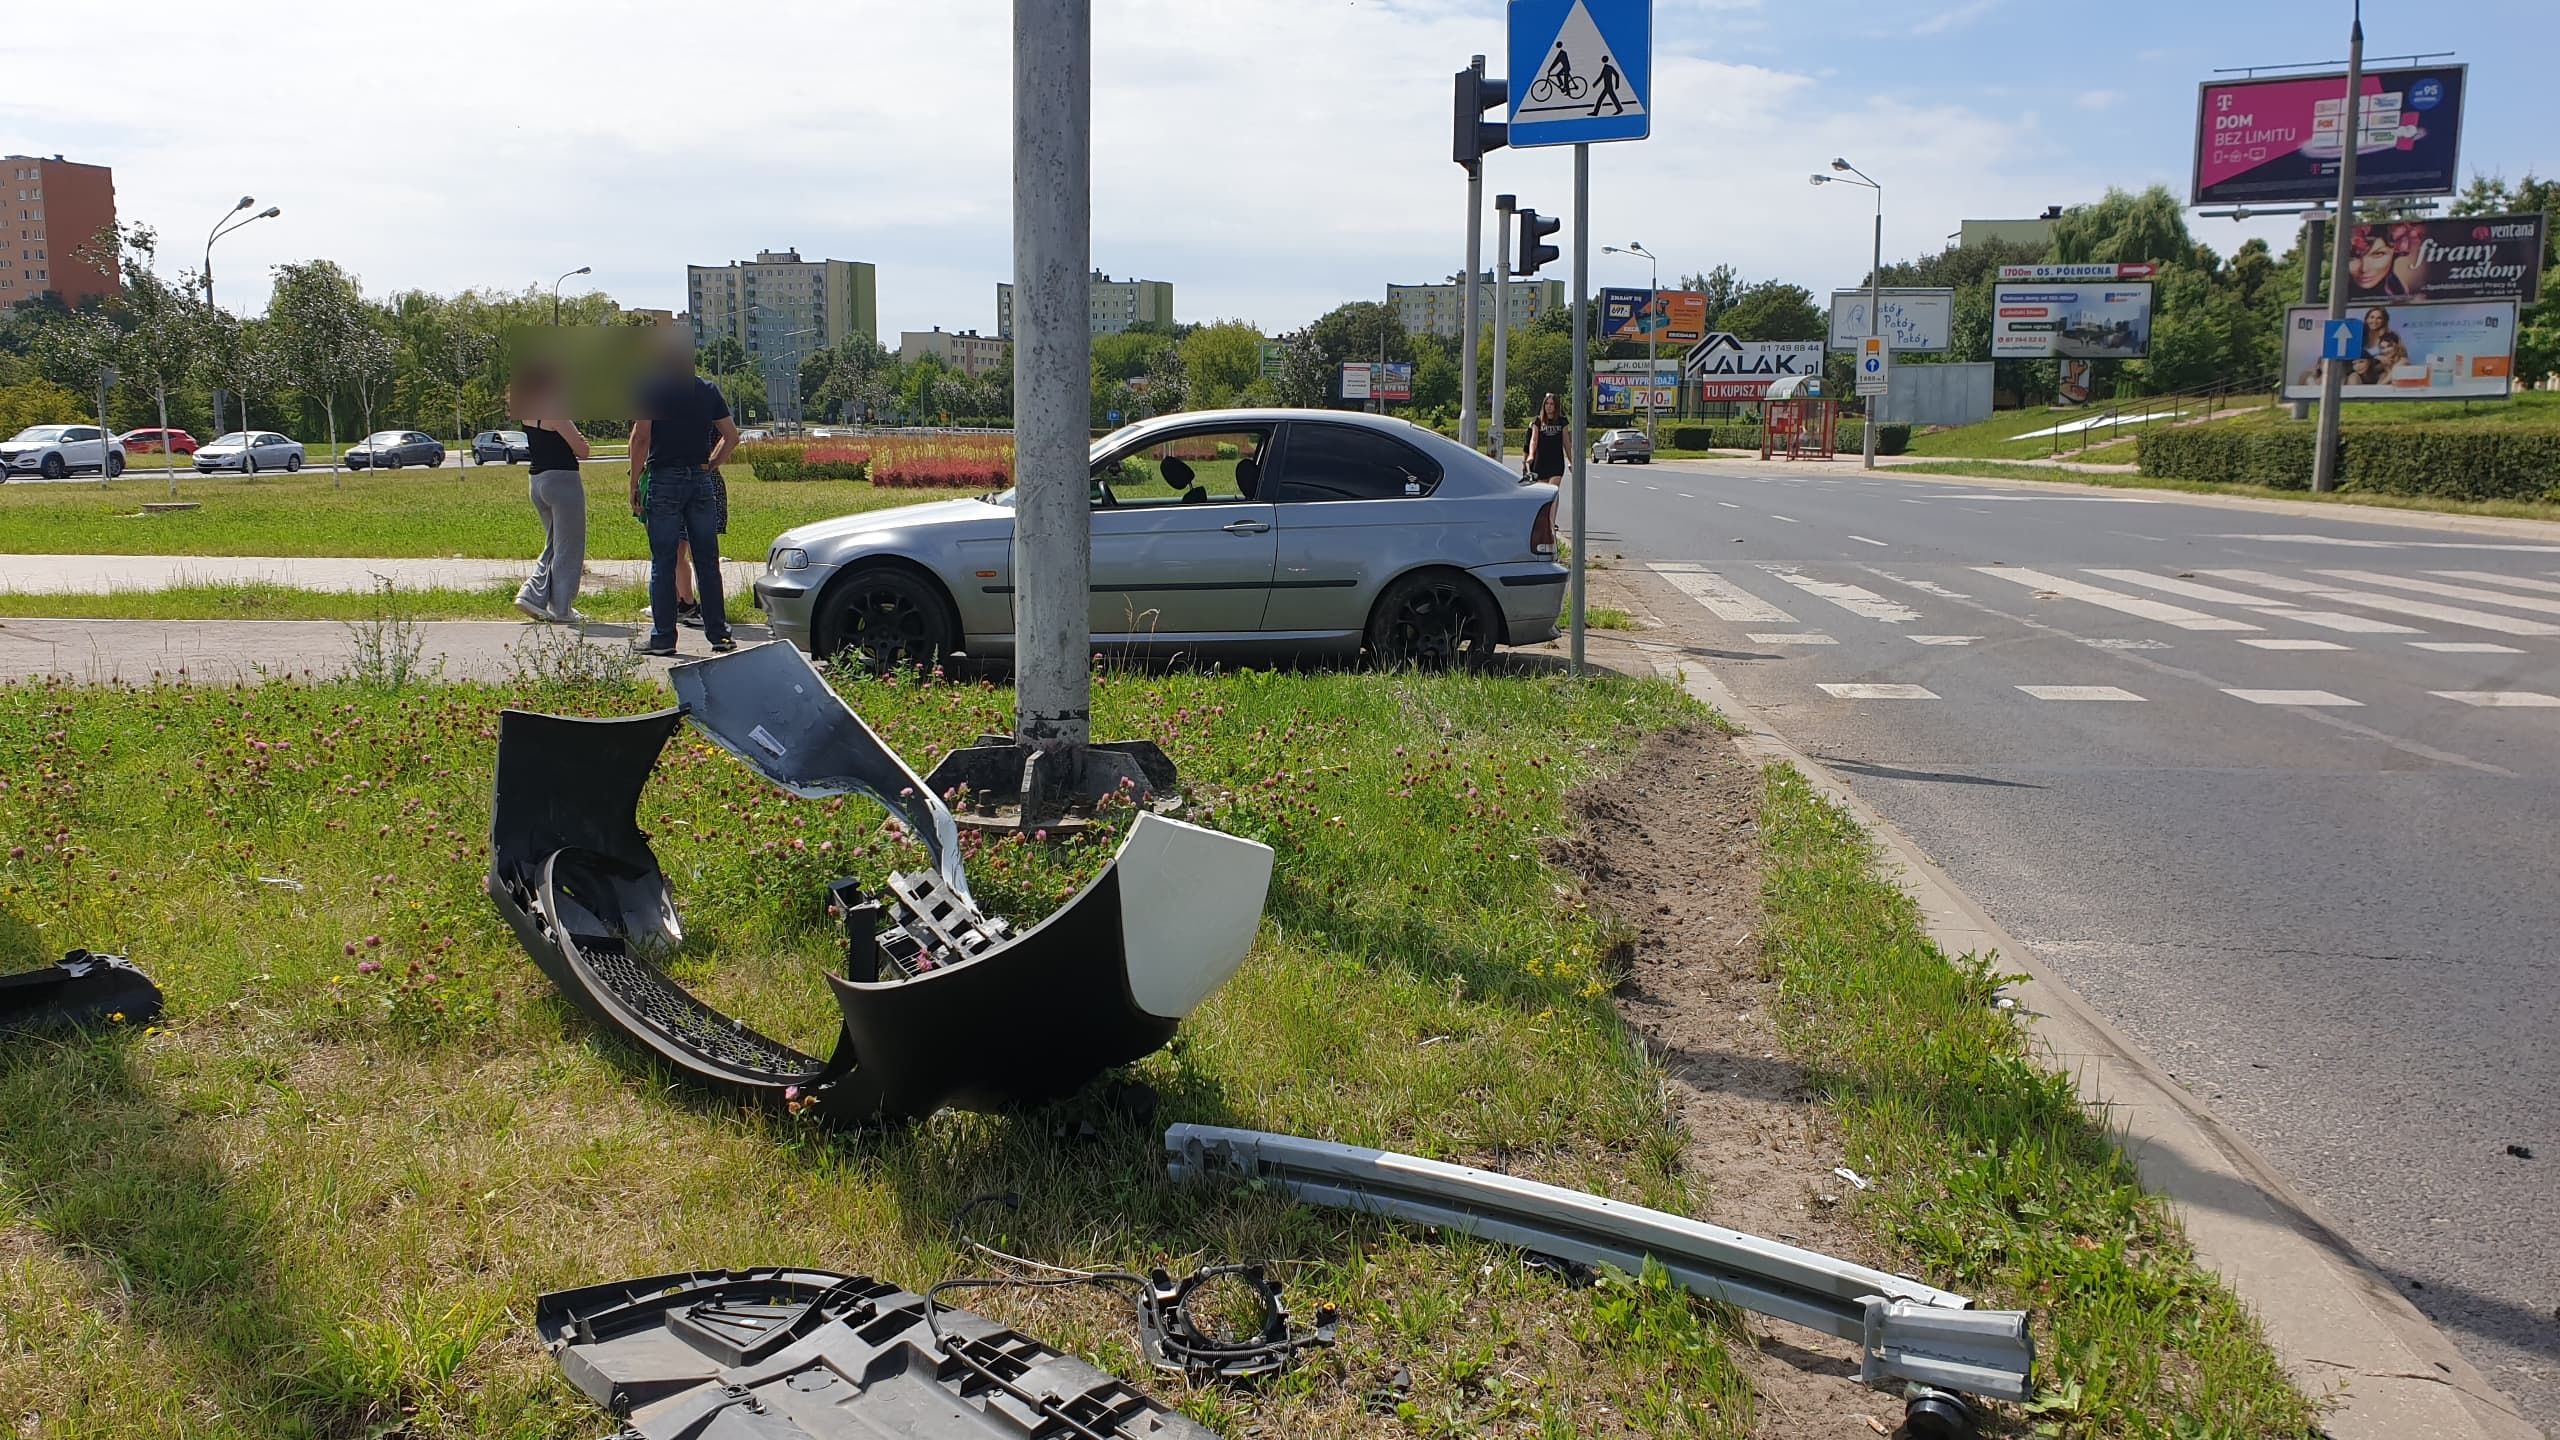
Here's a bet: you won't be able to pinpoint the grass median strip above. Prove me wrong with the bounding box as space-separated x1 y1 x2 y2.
0 580 659 624
0 661 1805 1438
0 464 976 560
1756 764 2323 1436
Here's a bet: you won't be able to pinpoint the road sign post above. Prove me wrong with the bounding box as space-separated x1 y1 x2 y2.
2312 5 2365 494
2322 318 2366 363
1856 335 1891 400
1508 0 1652 674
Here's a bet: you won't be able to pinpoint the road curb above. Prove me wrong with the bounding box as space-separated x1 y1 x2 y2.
1632 645 2538 1440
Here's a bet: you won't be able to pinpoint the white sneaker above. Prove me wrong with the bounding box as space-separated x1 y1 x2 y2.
557 609 590 626
514 596 548 622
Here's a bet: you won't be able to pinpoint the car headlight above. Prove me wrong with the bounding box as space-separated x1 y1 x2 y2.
772 547 810 571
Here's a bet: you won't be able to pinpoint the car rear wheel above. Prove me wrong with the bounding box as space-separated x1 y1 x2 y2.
816 565 960 675
1368 569 1497 672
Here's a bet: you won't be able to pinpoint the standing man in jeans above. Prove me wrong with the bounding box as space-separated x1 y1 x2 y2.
630 334 743 656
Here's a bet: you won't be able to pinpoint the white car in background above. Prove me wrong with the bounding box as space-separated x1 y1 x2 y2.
194 431 306 474
0 424 124 481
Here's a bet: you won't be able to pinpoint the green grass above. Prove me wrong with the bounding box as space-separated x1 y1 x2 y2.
2213 387 2560 429
0 661 1790 1439
1757 767 2323 1436
1885 458 2560 522
0 581 659 623
1584 605 1640 632
1904 399 2263 462
0 463 976 560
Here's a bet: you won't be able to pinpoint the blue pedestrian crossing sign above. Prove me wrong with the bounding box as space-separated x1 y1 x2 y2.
2322 318 2365 362
1508 0 1652 147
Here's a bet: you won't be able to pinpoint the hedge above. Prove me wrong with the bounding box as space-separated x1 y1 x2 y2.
2136 426 2560 501
1664 422 1908 456
740 442 869 483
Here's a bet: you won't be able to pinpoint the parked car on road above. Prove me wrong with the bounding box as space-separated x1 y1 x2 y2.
345 431 447 470
193 431 306 473
0 425 125 481
118 427 199 455
1592 428 1654 464
473 429 532 465
755 408 1564 672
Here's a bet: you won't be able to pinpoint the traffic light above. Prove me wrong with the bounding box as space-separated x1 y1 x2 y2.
1515 208 1561 276
1452 63 1511 168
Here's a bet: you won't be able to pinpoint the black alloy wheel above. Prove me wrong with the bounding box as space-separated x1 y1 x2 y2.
1369 571 1495 671
819 566 959 675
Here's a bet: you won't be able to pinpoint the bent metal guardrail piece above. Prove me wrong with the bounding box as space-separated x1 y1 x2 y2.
485 646 1272 1123
1164 1124 2034 1405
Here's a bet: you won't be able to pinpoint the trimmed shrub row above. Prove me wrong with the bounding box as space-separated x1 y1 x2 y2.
739 442 870 483
2136 426 2560 501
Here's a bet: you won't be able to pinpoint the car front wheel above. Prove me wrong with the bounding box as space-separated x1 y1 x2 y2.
815 565 960 675
40 454 65 480
106 453 125 479
244 455 259 474
286 453 303 472
1368 569 1497 672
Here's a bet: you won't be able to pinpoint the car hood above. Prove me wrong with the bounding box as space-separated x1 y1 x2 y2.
197 446 245 457
778 497 1012 551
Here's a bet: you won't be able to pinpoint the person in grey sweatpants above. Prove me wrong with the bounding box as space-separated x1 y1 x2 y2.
511 360 594 623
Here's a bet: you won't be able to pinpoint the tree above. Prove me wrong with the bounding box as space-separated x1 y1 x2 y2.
0 378 83 436
1175 321 1265 410
1678 265 1743 321
98 224 213 494
811 336 894 423
196 314 283 442
1718 282 1824 341
271 260 380 487
2049 186 2195 268
1303 302 1411 379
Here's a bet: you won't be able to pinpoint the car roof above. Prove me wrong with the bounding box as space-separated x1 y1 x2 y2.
1103 407 1522 495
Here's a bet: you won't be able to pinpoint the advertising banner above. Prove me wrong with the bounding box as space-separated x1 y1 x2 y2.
2193 65 2467 206
1596 378 1680 410
1338 363 1372 402
2330 214 2547 306
1828 289 1956 351
2283 300 2517 402
1996 264 2159 282
1682 333 1825 400
1601 289 1709 344
1373 362 1414 402
1991 282 2155 359
1259 341 1287 380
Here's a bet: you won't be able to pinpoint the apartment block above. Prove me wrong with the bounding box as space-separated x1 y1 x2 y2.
1386 274 1564 340
899 327 1010 380
3 154 118 308
996 271 1175 339
686 249 877 359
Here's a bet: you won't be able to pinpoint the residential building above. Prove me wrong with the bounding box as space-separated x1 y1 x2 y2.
620 306 678 327
899 327 1010 380
996 270 1175 339
1386 274 1564 339
1959 209 2064 251
3 154 117 309
686 249 878 359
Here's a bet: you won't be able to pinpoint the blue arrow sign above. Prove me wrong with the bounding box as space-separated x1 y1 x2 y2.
2322 318 2365 362
1508 0 1652 147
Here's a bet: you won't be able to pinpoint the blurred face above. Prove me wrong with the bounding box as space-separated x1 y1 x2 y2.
2363 307 2390 337
2350 237 2395 287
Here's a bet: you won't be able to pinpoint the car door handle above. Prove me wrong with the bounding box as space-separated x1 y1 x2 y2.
1222 519 1270 535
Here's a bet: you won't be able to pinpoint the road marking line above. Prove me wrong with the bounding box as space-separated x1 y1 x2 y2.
1818 683 1939 700
1872 572 1971 600
2212 533 2560 553
1678 492 1695 499
1646 563 1794 623
1909 635 1980 646
2432 691 2560 708
2223 688 2361 707
2314 568 2560 618
1645 485 1661 491
2411 641 2523 654
2200 569 2560 637
1747 632 1837 645
1771 514 1800 523
2430 570 2560 596
1847 535 1889 547
2238 638 2347 651
1716 501 1741 509
2018 685 2146 702
2080 637 2171 651
1974 567 2261 631
1764 567 1923 623
2085 569 2298 609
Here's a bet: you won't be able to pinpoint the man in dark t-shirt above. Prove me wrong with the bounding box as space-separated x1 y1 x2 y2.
630 336 743 656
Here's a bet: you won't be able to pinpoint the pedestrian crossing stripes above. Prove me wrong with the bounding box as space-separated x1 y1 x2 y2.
1818 683 1938 700
2199 570 2560 637
2433 691 2560 708
2239 639 2347 651
2224 690 2362 707
2412 642 2523 654
1976 567 2263 632
1646 563 1792 623
2018 686 2145 702
1766 567 1921 624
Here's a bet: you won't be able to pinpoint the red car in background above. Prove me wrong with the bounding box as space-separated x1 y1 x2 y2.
118 428 199 455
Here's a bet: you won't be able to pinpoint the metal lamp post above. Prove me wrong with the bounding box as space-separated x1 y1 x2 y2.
203 196 280 437
1602 242 1660 439
1813 160 1883 470
2311 0 2366 493
552 265 591 326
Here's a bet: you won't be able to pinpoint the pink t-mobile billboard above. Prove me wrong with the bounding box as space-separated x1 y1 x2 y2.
2192 65 2466 207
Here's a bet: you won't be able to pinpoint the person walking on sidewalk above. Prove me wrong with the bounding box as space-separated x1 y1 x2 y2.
511 360 594 624
1525 392 1568 484
630 335 743 657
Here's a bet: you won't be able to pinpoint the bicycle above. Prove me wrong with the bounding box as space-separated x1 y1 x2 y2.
1529 72 1587 103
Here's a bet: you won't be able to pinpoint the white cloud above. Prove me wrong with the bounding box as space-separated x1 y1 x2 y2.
2077 90 2126 111
1913 0 1999 36
0 0 2088 339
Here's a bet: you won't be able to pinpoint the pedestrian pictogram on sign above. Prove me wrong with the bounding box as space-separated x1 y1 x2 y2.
2322 319 2366 362
1507 0 1653 147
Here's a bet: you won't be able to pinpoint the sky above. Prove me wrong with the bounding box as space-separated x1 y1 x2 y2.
6 0 2554 342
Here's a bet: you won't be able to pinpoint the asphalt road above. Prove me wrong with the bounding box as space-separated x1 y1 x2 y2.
1590 459 2560 1423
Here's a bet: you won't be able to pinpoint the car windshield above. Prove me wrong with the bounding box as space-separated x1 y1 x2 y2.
365 432 405 445
206 433 251 447
500 431 526 442
9 427 69 443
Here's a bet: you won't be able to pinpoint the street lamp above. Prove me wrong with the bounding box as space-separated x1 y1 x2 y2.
1812 158 1883 469
204 196 280 436
552 265 591 325
1602 241 1662 440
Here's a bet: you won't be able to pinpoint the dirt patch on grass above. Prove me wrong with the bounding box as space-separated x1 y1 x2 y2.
1551 725 1913 1438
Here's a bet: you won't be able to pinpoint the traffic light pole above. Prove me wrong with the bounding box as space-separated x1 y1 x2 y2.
1459 55 1487 451
1569 143 1589 676
1492 193 1514 462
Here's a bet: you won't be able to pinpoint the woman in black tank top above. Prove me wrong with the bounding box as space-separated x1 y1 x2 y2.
510 361 594 624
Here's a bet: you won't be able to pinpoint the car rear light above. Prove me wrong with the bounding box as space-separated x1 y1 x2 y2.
1531 499 1556 557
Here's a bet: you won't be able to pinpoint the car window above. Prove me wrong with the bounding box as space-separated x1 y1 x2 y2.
1093 428 1273 509
1270 423 1441 503
261 434 285 446
66 428 100 442
367 432 404 445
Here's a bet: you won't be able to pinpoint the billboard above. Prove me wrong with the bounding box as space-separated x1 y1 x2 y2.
1374 361 1414 402
1259 341 1286 380
1683 333 1825 401
1992 282 2155 359
2330 214 2547 306
1828 289 1955 352
1601 288 1709 344
2283 300 2517 402
1596 378 1680 410
2193 64 2468 206
1338 363 1371 402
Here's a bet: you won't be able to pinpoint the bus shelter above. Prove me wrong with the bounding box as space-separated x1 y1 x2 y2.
1759 374 1838 462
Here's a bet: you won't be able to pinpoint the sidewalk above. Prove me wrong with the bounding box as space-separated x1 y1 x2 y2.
0 616 762 684
0 554 761 595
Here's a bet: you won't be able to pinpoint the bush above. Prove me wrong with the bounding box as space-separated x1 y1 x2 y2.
1659 422 1906 455
2137 425 2560 501
740 441 868 483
